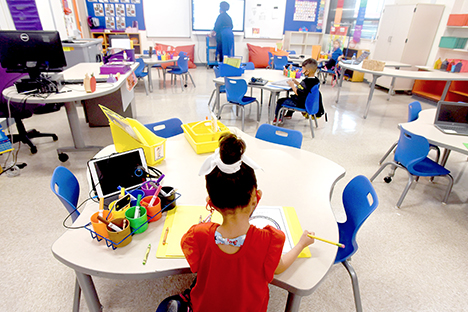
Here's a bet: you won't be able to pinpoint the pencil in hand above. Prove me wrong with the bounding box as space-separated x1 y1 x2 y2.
307 234 345 248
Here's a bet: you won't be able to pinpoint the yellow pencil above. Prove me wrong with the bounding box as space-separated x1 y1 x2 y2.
308 234 345 248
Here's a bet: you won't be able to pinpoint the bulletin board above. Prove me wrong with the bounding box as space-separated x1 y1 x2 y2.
283 0 326 33
86 0 146 31
244 0 287 39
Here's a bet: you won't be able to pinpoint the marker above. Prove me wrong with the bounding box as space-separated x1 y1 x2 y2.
119 186 126 198
155 174 165 185
143 244 151 265
98 198 105 218
134 194 142 219
199 215 202 224
148 185 162 207
97 215 123 232
162 227 169 245
307 234 345 248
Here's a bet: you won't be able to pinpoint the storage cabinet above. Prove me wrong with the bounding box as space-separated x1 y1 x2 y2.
372 4 444 91
283 31 322 57
91 32 141 54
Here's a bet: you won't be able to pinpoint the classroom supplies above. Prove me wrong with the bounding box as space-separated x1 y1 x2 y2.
143 244 151 265
141 195 162 222
158 186 177 211
125 206 148 234
149 185 162 207
106 218 132 248
307 234 345 248
156 206 311 259
100 105 166 166
90 211 114 239
134 194 142 218
97 215 123 232
181 120 230 154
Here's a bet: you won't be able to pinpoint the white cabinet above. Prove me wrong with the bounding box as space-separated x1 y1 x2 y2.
373 4 444 91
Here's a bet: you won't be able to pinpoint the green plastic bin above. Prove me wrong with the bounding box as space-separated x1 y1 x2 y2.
439 37 459 49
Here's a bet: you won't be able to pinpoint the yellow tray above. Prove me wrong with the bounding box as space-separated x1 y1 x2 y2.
182 120 230 154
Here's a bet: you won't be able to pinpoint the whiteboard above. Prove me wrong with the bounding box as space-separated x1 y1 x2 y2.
244 0 286 39
143 0 190 38
192 0 245 32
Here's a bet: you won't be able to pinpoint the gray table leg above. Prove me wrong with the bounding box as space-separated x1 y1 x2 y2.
215 84 221 116
363 75 381 119
440 148 452 167
73 278 81 312
147 65 153 93
387 77 396 101
162 68 167 89
285 292 302 312
268 90 279 124
75 271 102 312
440 80 452 102
335 70 345 103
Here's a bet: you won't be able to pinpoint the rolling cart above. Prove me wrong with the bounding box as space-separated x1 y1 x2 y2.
206 36 218 68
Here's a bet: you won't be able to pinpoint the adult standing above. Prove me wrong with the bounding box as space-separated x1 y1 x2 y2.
211 1 234 62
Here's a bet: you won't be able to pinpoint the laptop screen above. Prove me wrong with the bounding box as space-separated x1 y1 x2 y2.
435 102 468 125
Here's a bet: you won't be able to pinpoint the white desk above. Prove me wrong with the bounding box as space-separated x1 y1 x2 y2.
336 63 468 119
2 63 138 160
52 129 345 312
213 69 293 123
400 108 468 165
140 56 178 91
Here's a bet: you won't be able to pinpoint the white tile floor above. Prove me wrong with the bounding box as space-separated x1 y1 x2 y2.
0 67 467 312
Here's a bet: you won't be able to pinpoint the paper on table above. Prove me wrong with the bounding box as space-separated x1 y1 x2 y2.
464 143 468 149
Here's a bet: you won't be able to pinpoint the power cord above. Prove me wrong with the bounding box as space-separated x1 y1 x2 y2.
62 196 95 230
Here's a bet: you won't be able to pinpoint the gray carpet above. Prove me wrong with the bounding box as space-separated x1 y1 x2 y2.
0 68 467 312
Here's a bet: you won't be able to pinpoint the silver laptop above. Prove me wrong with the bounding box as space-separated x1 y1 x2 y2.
340 51 371 65
434 101 468 136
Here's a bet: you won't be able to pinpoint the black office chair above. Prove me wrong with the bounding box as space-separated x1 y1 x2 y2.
0 65 61 154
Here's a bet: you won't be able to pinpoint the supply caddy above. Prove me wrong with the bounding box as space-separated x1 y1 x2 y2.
182 118 230 154
100 105 166 166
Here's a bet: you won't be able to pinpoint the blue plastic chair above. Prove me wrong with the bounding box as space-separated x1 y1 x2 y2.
335 175 379 312
268 51 273 68
378 101 440 164
145 118 183 138
167 55 196 91
241 62 255 70
207 66 227 112
135 58 149 95
166 51 187 71
255 124 302 149
371 127 453 208
276 84 321 138
286 50 296 55
218 78 260 131
273 55 289 70
50 166 81 312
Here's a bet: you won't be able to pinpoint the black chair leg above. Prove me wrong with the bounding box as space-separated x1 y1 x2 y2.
12 118 58 154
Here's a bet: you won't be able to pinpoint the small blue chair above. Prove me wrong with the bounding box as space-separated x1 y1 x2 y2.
50 166 81 312
335 175 379 312
378 101 440 164
286 50 296 55
135 58 149 95
145 118 183 138
166 51 187 71
273 55 289 70
276 84 322 138
207 66 227 112
167 55 196 91
268 51 273 68
241 62 255 70
371 127 453 208
218 78 260 131
255 124 302 149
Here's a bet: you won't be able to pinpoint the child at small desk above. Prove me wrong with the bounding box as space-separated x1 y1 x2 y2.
318 39 343 70
274 58 325 122
181 133 315 312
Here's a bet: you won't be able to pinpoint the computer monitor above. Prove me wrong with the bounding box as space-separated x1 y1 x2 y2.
0 30 67 81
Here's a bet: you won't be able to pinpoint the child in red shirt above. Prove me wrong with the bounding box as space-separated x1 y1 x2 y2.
181 133 315 312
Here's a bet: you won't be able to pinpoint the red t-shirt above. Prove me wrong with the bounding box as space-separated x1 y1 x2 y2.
181 222 285 312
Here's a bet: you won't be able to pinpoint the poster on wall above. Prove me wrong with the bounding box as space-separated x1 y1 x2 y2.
244 0 287 39
116 16 126 29
293 0 317 22
110 0 119 2
105 16 115 29
120 0 130 3
116 4 125 16
126 4 136 17
131 0 140 3
93 3 104 16
105 4 115 16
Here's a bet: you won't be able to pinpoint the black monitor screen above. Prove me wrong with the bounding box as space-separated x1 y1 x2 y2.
438 103 468 124
0 30 67 80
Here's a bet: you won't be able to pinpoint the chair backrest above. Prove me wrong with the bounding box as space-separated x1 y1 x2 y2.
241 62 255 70
145 118 183 138
268 51 273 68
335 175 379 263
255 124 303 149
224 78 248 104
273 55 289 70
213 66 221 78
50 166 80 222
304 84 320 115
134 58 147 77
407 101 422 122
176 56 189 73
394 127 429 172
286 50 296 55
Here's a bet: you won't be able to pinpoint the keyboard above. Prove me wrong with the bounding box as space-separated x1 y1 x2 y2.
64 77 108 84
435 124 468 136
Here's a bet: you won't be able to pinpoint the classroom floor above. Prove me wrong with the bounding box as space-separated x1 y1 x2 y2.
1 67 467 312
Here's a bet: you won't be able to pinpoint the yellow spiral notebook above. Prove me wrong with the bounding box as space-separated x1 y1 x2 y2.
156 205 311 259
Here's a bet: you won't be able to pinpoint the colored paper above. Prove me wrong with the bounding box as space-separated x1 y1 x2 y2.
463 143 468 149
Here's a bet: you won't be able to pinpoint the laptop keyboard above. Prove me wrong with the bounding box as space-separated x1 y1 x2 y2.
436 125 468 135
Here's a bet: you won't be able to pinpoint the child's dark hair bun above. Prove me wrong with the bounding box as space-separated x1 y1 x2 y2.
219 133 246 165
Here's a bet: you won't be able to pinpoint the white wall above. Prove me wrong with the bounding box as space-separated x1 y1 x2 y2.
0 0 15 30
